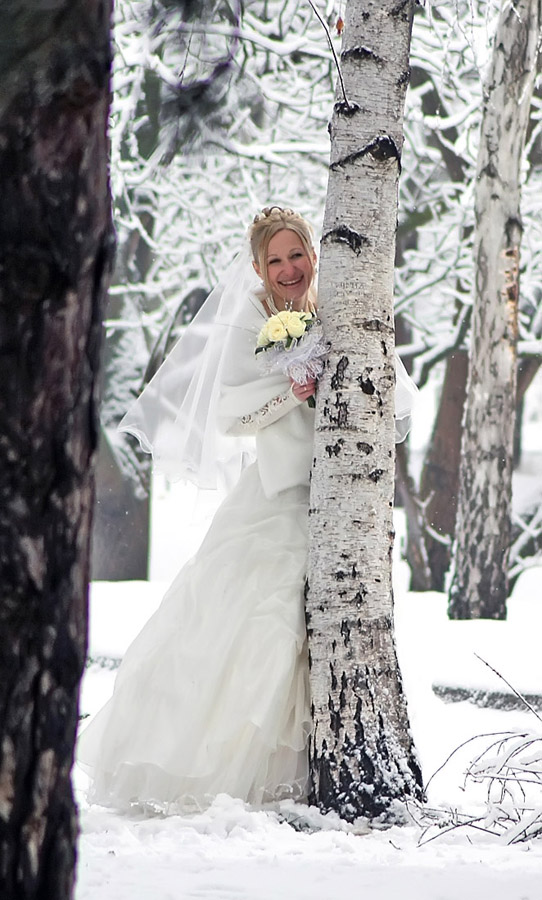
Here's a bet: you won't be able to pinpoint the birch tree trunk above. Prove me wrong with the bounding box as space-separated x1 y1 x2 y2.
449 0 541 620
0 3 113 896
306 0 423 821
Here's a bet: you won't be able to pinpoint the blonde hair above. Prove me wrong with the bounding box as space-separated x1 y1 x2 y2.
249 206 316 301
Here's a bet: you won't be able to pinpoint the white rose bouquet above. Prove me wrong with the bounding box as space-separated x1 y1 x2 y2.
255 310 327 407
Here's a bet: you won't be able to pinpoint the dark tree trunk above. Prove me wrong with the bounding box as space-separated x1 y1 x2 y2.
0 3 113 898
418 350 468 591
91 429 150 581
514 357 542 467
396 442 432 591
412 351 540 594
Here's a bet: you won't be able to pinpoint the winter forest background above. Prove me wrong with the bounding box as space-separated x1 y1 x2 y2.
97 0 542 609
2 0 542 897
80 1 542 881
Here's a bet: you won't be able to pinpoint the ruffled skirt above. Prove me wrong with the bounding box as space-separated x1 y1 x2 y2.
77 463 311 812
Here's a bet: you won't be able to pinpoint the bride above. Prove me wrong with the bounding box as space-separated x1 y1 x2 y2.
78 206 416 812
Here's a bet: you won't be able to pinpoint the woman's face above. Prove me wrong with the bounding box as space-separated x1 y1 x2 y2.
260 229 315 306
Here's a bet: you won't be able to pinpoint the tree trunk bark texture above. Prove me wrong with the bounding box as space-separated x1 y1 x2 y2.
91 429 150 581
449 0 541 620
0 4 113 897
306 0 423 822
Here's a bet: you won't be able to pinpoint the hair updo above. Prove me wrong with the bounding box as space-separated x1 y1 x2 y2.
249 206 316 300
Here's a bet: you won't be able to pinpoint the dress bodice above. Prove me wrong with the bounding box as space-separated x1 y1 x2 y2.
217 294 315 499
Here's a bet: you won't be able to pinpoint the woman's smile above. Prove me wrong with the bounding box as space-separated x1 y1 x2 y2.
266 230 314 307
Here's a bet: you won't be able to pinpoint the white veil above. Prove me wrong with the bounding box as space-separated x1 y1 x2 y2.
394 352 419 443
118 243 263 490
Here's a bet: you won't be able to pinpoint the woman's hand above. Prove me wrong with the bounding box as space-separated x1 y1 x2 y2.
290 377 316 402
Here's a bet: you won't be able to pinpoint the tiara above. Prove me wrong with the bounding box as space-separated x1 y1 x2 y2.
252 206 296 224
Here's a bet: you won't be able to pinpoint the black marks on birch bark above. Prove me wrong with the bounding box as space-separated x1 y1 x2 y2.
504 216 522 244
334 101 361 118
480 159 499 181
321 224 368 254
342 46 383 65
363 318 392 333
340 620 351 647
310 658 425 821
397 67 411 88
359 374 375 395
354 585 368 607
325 439 344 458
339 673 348 710
335 563 358 581
368 468 384 483
329 696 341 738
367 135 401 165
357 442 373 455
389 0 412 20
329 136 400 175
331 356 349 390
323 395 348 428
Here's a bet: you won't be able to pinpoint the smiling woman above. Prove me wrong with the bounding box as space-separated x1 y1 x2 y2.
250 207 317 315
257 230 316 312
78 207 320 812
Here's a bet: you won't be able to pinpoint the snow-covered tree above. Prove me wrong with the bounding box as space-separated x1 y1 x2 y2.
101 0 542 589
305 0 423 821
398 1 542 592
93 0 339 578
449 0 542 620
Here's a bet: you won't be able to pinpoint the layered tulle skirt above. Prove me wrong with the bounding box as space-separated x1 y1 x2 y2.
77 463 311 812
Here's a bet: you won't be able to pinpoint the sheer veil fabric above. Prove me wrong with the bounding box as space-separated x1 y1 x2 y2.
118 243 265 491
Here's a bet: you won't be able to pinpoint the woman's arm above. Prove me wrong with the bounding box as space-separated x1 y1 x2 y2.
224 386 302 436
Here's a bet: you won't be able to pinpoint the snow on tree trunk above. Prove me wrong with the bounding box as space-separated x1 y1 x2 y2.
0 3 113 897
449 0 541 620
306 0 423 822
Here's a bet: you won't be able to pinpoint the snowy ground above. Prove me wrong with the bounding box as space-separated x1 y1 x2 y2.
75 369 542 897
75 490 542 899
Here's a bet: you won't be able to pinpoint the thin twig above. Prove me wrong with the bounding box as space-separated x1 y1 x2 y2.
424 731 518 793
306 0 350 108
474 654 542 725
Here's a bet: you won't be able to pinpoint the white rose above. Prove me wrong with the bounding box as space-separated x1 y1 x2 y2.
286 314 307 339
267 317 288 342
256 323 270 347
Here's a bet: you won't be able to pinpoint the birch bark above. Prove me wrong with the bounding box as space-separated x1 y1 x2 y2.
449 0 541 620
306 0 423 821
0 3 113 896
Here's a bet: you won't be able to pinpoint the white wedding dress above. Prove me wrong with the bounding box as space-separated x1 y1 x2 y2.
78 284 416 813
78 308 316 811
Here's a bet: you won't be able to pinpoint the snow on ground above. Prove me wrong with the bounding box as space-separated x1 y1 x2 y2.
76 796 542 900
75 492 542 899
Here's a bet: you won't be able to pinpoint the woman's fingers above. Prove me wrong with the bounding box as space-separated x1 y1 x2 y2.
290 378 316 400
